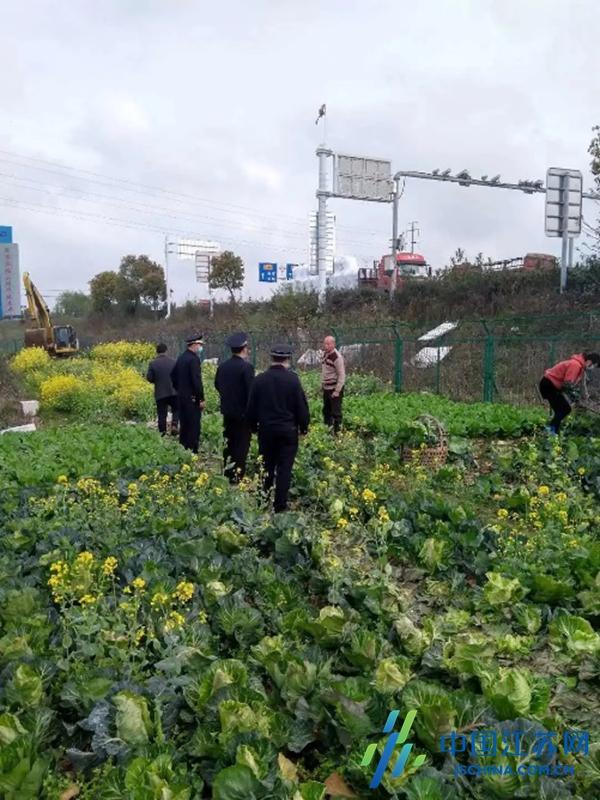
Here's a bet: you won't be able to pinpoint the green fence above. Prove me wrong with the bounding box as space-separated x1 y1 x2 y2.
3 311 600 405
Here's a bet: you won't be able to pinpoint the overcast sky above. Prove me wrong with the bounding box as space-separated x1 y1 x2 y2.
1 0 599 307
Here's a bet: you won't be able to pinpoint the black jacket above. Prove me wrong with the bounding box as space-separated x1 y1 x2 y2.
146 354 177 400
246 365 310 434
214 356 255 420
171 349 204 401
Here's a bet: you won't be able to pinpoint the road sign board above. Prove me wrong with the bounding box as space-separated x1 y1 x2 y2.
286 263 296 280
545 168 582 237
259 262 277 283
334 154 393 202
0 226 12 244
177 239 220 259
0 244 20 318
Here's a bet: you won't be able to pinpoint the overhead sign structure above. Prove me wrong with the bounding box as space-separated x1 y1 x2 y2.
0 226 12 244
545 168 583 238
0 243 20 319
259 262 277 283
334 154 393 202
177 239 221 260
309 211 335 275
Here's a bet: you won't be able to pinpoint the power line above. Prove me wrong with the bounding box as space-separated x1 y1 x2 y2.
0 169 383 252
0 147 386 239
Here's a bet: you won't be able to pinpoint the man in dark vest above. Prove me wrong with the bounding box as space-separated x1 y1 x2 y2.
146 342 178 436
214 331 255 483
170 333 204 453
246 343 310 512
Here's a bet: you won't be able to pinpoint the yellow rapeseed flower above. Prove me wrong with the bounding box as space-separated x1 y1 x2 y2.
134 627 146 644
174 581 194 603
337 517 349 529
102 556 118 576
195 472 209 488
362 488 377 503
577 467 586 476
57 475 68 484
76 551 95 567
537 485 550 496
150 591 170 608
79 594 97 605
164 610 185 632
497 508 509 519
132 577 146 591
378 506 390 523
197 610 208 624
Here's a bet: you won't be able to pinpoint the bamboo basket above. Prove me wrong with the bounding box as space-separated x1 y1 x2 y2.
401 418 449 470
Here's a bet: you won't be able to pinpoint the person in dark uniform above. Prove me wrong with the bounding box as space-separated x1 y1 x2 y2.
246 343 310 512
170 333 205 453
146 343 178 436
214 331 255 483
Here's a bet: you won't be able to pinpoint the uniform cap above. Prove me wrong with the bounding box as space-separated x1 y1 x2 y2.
185 332 204 344
270 342 293 358
226 331 248 349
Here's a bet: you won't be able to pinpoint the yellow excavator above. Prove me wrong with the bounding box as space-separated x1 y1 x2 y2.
23 272 79 356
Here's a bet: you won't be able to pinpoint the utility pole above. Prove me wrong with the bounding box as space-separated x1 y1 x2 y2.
164 235 175 320
316 144 333 308
407 221 420 253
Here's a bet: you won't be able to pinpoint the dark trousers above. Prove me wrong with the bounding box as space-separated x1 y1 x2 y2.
178 396 201 453
223 416 252 483
539 377 571 433
156 395 179 435
258 428 298 512
322 387 344 433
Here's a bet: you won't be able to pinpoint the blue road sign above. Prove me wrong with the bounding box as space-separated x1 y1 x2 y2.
286 263 297 280
0 226 13 244
259 262 277 282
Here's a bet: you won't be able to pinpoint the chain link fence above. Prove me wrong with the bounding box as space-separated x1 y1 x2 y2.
3 312 600 405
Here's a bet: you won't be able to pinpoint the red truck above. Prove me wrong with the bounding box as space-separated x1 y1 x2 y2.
358 252 430 292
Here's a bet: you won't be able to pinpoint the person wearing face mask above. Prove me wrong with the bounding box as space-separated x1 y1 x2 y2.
539 351 600 434
171 333 205 453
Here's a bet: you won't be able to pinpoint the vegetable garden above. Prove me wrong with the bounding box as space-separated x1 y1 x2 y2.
1 344 600 799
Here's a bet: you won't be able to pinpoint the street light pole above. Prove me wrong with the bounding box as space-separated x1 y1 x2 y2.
316 145 332 308
390 179 399 299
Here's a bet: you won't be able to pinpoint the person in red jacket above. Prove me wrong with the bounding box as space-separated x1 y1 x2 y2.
539 352 600 433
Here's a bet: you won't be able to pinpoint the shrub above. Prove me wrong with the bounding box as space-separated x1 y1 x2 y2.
11 347 51 373
90 341 155 364
40 375 88 412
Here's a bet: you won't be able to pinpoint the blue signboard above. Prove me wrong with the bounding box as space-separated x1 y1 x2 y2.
0 226 12 244
286 263 297 280
259 262 277 283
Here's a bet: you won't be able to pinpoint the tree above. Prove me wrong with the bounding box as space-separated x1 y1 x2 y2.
89 256 166 316
89 271 120 313
54 291 91 318
209 250 244 303
118 254 166 314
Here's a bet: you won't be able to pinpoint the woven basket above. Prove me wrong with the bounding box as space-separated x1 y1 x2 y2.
401 418 449 470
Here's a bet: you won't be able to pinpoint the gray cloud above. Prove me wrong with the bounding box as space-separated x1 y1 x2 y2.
0 0 598 306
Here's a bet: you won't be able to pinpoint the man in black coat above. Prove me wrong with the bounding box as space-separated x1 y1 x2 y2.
170 333 204 453
214 331 255 483
146 343 178 436
246 343 310 512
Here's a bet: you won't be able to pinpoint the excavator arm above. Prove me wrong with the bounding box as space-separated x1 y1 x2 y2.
23 272 53 334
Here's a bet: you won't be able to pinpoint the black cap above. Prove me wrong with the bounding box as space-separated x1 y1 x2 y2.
185 332 203 345
270 342 293 358
226 331 248 349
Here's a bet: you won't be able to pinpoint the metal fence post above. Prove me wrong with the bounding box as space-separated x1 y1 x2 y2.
435 346 441 394
394 333 403 393
483 334 495 402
